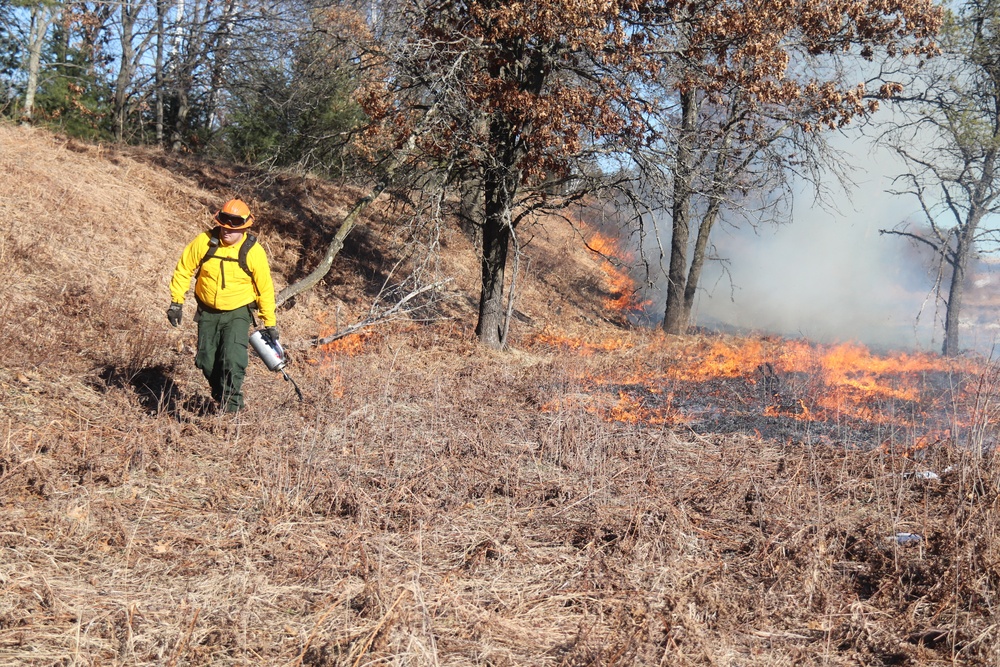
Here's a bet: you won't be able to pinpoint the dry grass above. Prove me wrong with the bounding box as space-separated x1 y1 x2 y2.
2 122 1000 666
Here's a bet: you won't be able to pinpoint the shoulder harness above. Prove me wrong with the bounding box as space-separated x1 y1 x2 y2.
196 228 259 291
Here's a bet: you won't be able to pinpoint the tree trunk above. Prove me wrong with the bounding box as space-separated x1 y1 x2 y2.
682 205 720 326
662 88 698 335
476 166 515 348
682 121 736 325
23 4 52 121
170 85 189 151
155 0 165 144
171 0 184 58
168 0 187 150
113 0 139 142
942 233 969 357
206 0 237 130
943 142 997 356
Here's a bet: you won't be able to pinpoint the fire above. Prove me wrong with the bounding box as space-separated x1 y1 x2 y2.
608 390 689 425
329 369 345 398
759 341 969 424
765 399 811 419
539 385 688 426
320 332 371 356
529 332 981 441
586 230 651 318
310 332 376 398
532 331 634 355
313 308 373 357
309 332 372 397
660 338 769 381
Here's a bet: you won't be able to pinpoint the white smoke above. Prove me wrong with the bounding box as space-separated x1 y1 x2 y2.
647 132 955 352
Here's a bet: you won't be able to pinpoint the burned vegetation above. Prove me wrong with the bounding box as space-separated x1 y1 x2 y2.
529 333 982 451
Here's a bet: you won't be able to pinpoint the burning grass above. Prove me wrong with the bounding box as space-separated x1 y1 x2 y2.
584 230 651 319
527 332 984 451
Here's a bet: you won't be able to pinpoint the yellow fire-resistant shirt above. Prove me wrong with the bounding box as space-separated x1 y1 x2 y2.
169 231 277 327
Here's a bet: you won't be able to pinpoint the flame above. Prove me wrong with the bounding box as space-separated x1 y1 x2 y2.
539 386 688 425
609 391 645 423
586 230 651 318
764 399 811 419
529 332 979 436
313 308 373 358
661 338 768 381
760 341 967 424
533 331 634 355
320 332 371 356
329 369 345 398
313 332 373 396
608 390 689 425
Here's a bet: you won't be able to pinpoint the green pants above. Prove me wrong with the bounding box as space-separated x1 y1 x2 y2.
195 305 252 412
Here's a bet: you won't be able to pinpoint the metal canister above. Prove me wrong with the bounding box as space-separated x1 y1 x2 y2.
249 330 286 371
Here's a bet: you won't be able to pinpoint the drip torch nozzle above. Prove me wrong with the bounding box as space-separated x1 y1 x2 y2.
282 370 304 401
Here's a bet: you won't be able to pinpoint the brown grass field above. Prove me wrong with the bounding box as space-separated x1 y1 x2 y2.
2 122 1000 666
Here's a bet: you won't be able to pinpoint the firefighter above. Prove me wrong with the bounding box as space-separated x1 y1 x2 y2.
167 199 278 413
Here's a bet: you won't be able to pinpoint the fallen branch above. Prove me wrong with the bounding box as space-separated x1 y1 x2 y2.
311 279 453 346
275 189 384 308
276 106 439 309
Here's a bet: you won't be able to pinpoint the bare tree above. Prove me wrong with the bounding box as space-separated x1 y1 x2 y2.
159 0 322 150
162 0 246 149
21 1 56 121
656 0 943 335
154 0 167 142
881 0 1000 356
111 0 156 141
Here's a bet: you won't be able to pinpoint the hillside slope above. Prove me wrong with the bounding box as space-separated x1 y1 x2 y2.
0 122 626 417
2 124 999 667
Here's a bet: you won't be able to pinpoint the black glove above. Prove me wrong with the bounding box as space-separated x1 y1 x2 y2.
265 326 279 342
167 302 183 327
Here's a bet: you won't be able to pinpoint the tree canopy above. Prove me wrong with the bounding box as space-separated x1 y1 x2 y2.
0 0 948 348
353 0 942 346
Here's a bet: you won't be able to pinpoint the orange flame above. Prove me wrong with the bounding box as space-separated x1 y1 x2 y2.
532 331 634 355
586 231 651 317
329 369 345 398
530 332 979 433
320 332 371 356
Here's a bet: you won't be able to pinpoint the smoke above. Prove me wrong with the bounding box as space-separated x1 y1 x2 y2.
641 134 957 352
693 200 938 351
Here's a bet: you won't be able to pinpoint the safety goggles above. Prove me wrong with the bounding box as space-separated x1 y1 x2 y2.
217 211 250 228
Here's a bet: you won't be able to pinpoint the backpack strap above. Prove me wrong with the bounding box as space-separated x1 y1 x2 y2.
238 233 257 279
195 228 221 279
195 229 259 294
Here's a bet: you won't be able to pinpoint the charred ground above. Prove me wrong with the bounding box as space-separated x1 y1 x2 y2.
1 124 999 666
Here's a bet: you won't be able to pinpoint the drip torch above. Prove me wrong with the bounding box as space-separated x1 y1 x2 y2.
249 329 303 401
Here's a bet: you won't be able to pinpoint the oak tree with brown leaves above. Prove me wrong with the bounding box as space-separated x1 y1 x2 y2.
358 0 942 347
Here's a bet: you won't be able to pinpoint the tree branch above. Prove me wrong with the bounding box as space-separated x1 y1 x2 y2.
275 105 438 308
310 279 453 346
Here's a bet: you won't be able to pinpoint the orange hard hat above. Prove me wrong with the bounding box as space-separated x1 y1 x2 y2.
214 199 254 229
